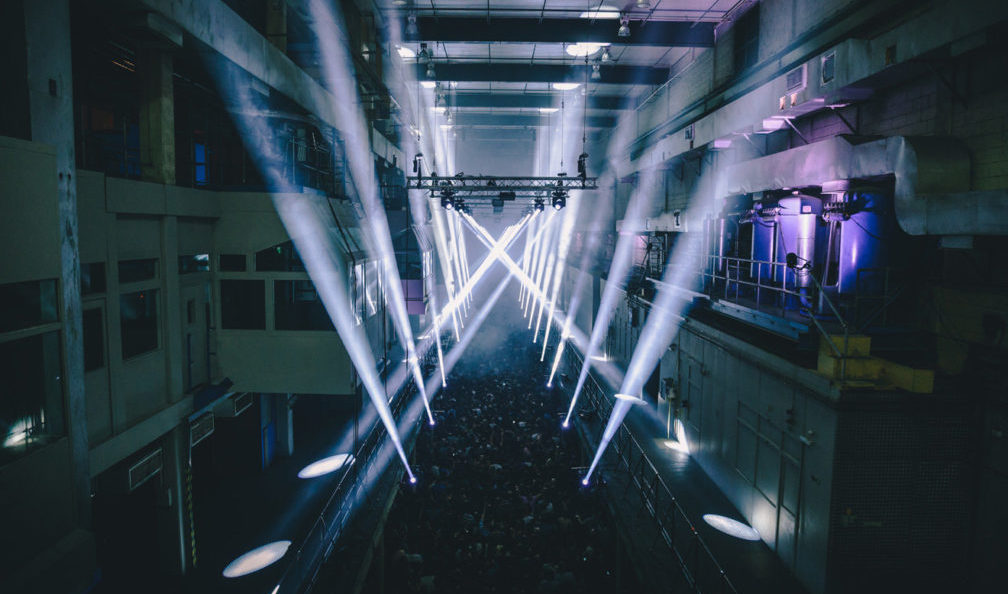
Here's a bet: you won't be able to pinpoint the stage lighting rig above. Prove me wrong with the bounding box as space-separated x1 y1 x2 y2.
534 198 545 212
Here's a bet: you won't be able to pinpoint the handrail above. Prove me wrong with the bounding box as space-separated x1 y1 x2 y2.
273 362 426 593
567 348 738 593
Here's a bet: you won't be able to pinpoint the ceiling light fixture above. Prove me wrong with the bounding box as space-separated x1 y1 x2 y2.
579 5 621 19
636 0 651 8
538 107 559 114
426 62 435 79
618 14 631 38
566 42 608 57
591 62 601 81
396 45 415 59
601 47 611 62
552 82 579 91
406 11 419 39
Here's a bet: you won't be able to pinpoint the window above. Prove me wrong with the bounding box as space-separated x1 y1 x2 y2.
194 142 208 186
733 5 760 73
0 332 64 463
83 308 105 371
81 263 106 295
118 258 158 283
219 254 247 272
275 280 334 331
120 290 159 358
221 280 265 329
255 241 305 272
178 254 210 274
0 279 58 332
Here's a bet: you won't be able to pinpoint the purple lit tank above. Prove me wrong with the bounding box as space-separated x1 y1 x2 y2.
775 195 823 309
750 209 776 298
836 192 890 296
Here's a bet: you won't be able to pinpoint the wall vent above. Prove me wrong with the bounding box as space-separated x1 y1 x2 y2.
785 64 807 92
190 412 215 448
128 448 163 492
821 51 836 85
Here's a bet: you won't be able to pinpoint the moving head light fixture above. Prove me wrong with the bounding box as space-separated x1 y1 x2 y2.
533 198 545 213
440 187 455 210
551 189 567 211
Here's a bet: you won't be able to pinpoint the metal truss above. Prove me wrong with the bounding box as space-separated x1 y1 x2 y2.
407 174 599 195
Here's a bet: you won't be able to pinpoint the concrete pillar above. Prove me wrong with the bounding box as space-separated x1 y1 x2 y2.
157 424 190 575
138 47 175 184
23 0 90 528
266 0 287 52
277 394 295 457
162 216 184 401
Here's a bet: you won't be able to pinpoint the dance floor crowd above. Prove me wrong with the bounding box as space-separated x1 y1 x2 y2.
383 331 620 593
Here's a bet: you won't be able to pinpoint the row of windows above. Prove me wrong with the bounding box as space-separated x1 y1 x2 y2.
221 280 334 331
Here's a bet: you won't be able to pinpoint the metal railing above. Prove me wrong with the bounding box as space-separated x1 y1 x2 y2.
569 348 738 594
274 378 421 593
701 254 853 379
701 255 806 315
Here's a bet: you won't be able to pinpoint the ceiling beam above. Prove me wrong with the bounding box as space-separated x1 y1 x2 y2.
413 17 715 47
418 63 667 85
451 112 617 129
453 93 631 111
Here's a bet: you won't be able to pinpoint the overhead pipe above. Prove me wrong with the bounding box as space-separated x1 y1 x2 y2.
712 135 1008 236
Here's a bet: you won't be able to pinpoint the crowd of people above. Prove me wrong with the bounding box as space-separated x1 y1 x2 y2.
383 329 620 594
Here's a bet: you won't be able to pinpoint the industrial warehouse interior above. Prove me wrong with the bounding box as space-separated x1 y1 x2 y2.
2 0 1007 592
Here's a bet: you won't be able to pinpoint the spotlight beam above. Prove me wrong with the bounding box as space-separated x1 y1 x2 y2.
563 167 662 427
433 214 532 329
272 195 415 481
429 199 463 340
305 0 431 422
539 196 581 361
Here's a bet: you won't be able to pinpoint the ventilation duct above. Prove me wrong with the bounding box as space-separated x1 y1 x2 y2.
716 136 1008 236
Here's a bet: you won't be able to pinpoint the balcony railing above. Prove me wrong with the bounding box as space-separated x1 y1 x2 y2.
569 347 738 593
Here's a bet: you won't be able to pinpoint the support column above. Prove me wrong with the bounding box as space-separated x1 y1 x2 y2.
162 216 184 402
23 0 90 529
138 47 175 185
158 424 190 576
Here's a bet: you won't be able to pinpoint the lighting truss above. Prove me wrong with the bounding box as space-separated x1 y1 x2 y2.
408 174 598 194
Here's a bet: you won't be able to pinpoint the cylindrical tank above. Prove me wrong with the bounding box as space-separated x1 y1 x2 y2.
835 191 891 296
775 194 823 309
750 202 777 295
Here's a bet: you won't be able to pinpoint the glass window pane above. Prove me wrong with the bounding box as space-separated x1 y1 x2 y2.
275 280 334 331
0 331 64 464
178 254 210 274
83 308 105 371
118 258 158 283
120 290 159 358
81 263 106 295
221 280 265 330
0 279 58 332
255 241 305 272
219 254 246 272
